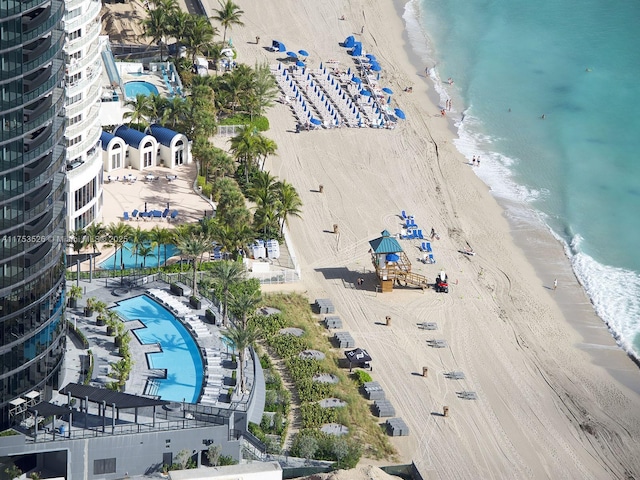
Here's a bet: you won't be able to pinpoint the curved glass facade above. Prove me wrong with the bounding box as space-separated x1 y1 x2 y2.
0 0 67 428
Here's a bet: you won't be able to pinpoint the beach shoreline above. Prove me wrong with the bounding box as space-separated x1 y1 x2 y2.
125 0 640 475
393 0 640 392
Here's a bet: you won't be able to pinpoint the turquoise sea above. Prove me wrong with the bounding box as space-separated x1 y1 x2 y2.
403 0 640 358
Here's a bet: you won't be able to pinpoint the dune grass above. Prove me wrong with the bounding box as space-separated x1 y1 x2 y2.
259 293 396 461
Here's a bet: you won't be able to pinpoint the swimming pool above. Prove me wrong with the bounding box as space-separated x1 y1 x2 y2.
112 295 203 403
124 81 159 98
99 242 178 270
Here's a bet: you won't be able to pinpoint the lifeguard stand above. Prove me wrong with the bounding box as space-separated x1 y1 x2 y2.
369 230 429 292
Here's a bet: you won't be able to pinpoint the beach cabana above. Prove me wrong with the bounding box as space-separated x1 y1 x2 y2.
147 124 191 169
114 125 158 171
100 131 127 172
345 348 372 371
369 230 428 292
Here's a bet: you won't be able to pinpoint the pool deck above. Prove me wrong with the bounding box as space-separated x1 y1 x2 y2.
80 162 212 270
58 279 254 409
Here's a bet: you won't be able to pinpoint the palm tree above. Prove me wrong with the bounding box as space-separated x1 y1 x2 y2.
183 15 217 65
129 226 148 271
229 125 257 184
106 222 133 284
254 134 277 171
276 180 302 235
248 62 279 118
212 0 244 46
149 225 174 271
68 228 87 281
228 289 261 329
85 222 106 281
164 96 189 128
142 7 169 60
123 94 152 127
222 323 260 392
175 232 211 296
138 244 156 269
210 260 245 326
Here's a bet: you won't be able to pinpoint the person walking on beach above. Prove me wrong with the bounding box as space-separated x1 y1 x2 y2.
553 278 558 290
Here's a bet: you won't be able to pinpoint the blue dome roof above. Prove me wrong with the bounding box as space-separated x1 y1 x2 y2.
148 124 181 147
114 125 149 147
100 131 116 150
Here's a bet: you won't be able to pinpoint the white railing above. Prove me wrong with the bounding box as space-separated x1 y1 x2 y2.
64 0 100 31
66 125 101 160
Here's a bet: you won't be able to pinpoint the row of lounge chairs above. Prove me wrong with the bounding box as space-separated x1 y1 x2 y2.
124 209 178 221
201 348 228 405
401 210 436 263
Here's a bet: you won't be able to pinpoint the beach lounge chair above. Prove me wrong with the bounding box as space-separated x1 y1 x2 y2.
162 208 169 218
123 212 130 221
428 254 435 264
170 210 178 220
132 209 139 219
152 210 162 219
417 229 424 239
401 210 407 219
446 371 465 380
458 391 477 400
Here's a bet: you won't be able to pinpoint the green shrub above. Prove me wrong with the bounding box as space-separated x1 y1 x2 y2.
218 455 237 466
300 402 338 428
290 430 362 469
352 370 373 386
251 116 269 131
202 183 213 198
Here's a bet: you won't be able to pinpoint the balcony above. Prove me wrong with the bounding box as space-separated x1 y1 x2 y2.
24 95 53 123
64 0 101 31
24 64 53 95
24 123 53 153
66 19 100 50
22 3 52 33
65 103 100 139
66 41 100 75
25 151 54 182
25 210 54 237
66 125 101 160
23 35 52 63
24 180 53 211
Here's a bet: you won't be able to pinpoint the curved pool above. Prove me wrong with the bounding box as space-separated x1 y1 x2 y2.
112 295 203 403
124 81 159 98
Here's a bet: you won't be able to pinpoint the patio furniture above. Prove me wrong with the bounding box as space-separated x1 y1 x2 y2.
123 212 130 221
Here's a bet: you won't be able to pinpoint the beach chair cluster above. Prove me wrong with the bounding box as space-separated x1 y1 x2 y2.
418 322 438 330
373 399 396 418
400 210 437 263
271 61 396 129
323 316 343 329
445 371 466 380
457 391 478 400
427 339 448 348
201 349 225 405
333 331 355 348
313 298 335 314
385 418 410 437
147 288 190 317
124 209 178 221
363 381 385 400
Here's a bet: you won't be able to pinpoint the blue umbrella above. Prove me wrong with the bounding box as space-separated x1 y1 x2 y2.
366 53 377 61
370 62 382 71
310 118 322 125
386 253 400 262
298 49 309 57
352 77 362 84
286 51 298 58
394 108 406 120
296 60 305 67
382 87 393 94
360 89 371 96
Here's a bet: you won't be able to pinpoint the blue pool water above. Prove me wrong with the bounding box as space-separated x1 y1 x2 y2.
124 81 159 98
404 0 640 359
112 295 203 403
100 243 178 270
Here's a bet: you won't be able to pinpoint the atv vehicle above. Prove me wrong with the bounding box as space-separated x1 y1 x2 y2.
434 272 449 293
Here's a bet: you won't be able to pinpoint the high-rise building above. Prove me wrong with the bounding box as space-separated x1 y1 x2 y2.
63 0 103 232
0 0 68 428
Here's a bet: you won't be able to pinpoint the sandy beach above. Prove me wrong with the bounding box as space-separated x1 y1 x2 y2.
201 0 640 477
102 0 640 476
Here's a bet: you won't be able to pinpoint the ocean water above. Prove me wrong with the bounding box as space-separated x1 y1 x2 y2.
403 0 640 358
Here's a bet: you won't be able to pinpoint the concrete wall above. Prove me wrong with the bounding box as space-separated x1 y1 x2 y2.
0 424 241 480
